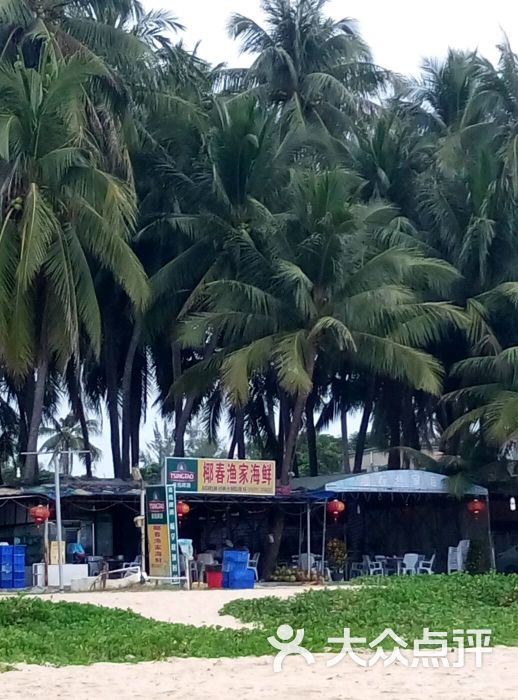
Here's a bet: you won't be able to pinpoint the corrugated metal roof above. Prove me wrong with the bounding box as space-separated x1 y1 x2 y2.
0 477 141 500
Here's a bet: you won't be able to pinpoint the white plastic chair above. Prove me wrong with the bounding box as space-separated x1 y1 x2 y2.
349 561 366 578
400 553 419 575
189 559 198 581
447 546 458 573
374 555 388 575
365 555 384 576
448 539 471 573
196 552 215 581
248 552 260 581
122 554 142 570
417 553 435 574
299 553 316 571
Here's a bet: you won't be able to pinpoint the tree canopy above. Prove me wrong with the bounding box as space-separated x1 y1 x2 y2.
0 0 517 511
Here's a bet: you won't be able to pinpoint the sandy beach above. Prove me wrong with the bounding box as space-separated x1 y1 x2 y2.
0 587 516 699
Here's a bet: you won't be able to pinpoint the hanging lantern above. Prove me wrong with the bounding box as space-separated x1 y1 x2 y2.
176 500 190 521
29 504 51 527
467 498 487 516
326 498 346 521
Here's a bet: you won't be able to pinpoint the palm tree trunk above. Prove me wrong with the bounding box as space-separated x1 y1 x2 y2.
121 318 142 479
227 435 236 459
235 408 245 459
263 354 316 579
174 396 196 457
265 394 276 437
130 369 141 471
104 319 121 478
261 506 285 581
227 408 245 459
305 394 318 477
354 382 375 473
171 341 184 437
174 336 217 457
277 392 289 478
60 451 70 477
281 393 306 484
66 359 93 478
388 417 401 469
23 356 49 484
15 382 30 458
340 407 350 472
402 392 420 449
388 387 402 470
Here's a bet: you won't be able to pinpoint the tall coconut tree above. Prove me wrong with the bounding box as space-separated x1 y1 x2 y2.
178 168 466 573
145 94 301 457
0 53 148 483
225 0 390 135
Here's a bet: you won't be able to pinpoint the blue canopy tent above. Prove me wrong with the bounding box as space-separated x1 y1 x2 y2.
325 470 488 496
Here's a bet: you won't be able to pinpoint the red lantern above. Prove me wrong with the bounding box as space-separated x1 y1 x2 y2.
29 504 51 527
467 498 487 516
176 500 190 520
326 498 346 521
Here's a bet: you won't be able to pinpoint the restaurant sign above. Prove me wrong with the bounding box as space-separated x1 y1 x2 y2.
165 457 275 496
145 487 171 577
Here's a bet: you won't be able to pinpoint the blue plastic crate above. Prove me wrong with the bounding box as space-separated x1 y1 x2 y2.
222 561 247 573
0 580 13 589
225 568 254 589
222 549 249 566
0 546 13 559
13 545 25 555
13 554 25 569
12 576 25 589
222 550 249 573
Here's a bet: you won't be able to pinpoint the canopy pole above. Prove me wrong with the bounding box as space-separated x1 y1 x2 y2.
321 501 327 580
306 502 311 575
298 509 302 563
486 496 495 570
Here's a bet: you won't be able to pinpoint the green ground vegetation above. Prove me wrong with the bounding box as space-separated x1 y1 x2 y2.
0 575 518 665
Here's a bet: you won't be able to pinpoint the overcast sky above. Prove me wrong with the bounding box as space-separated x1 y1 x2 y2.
147 0 518 74
88 1 518 476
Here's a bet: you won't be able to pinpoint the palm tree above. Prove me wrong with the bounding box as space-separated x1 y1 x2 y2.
225 0 389 135
0 0 180 68
40 412 101 475
145 94 298 457
178 167 466 572
0 382 19 482
0 52 149 482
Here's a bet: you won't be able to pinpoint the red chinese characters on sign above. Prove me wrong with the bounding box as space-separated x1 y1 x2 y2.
149 524 168 568
239 464 249 484
199 458 275 495
250 463 261 485
215 462 226 484
203 462 214 484
262 463 273 484
227 462 237 484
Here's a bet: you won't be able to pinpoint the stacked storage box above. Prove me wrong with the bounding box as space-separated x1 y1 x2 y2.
0 545 26 589
222 549 254 589
13 546 26 589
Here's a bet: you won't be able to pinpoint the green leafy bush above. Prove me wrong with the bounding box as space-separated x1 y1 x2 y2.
2 575 518 666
